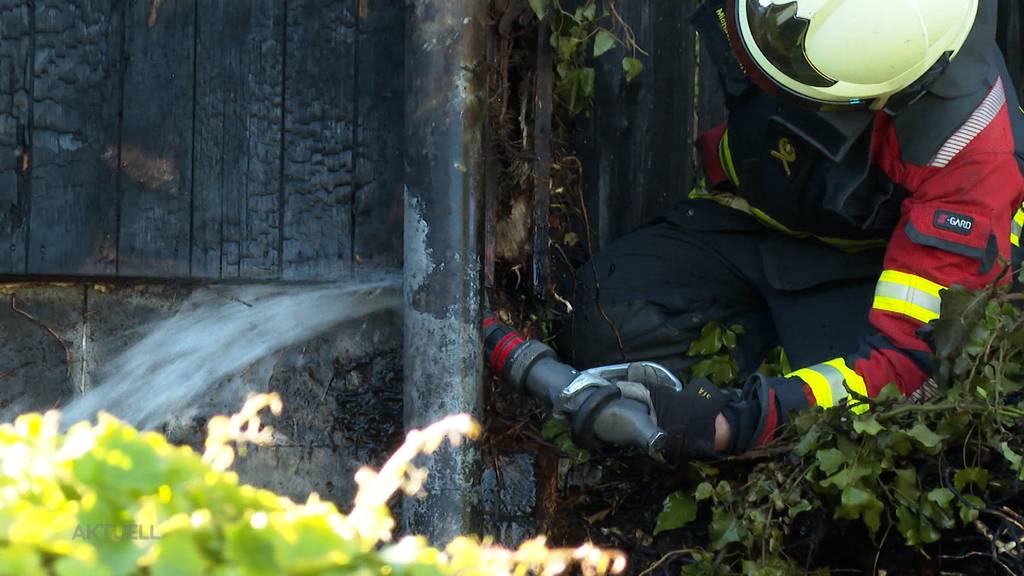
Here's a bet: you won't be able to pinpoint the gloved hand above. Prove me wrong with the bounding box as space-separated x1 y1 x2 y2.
643 366 811 461
624 363 738 461
617 365 812 462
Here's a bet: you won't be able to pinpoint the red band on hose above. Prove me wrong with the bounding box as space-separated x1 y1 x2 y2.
482 317 499 330
495 336 525 373
755 388 778 448
489 332 517 371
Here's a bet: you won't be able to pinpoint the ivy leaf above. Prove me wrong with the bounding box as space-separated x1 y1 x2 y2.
787 499 813 519
896 506 920 546
815 448 844 476
528 0 549 19
688 323 724 356
709 511 744 550
852 415 884 436
927 487 955 508
959 494 985 524
1000 442 1024 480
654 492 697 535
622 57 644 82
574 3 596 22
689 355 737 386
906 423 946 453
893 468 919 506
836 486 883 534
953 467 989 492
593 30 617 57
694 482 714 502
928 285 990 388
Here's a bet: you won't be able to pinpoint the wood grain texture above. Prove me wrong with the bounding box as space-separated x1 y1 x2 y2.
352 0 404 268
579 0 696 249
282 0 356 280
29 0 122 275
696 37 726 136
117 0 194 278
0 0 30 274
997 0 1022 95
193 0 284 279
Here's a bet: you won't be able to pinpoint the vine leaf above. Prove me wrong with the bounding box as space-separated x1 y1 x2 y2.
622 57 644 82
654 491 697 535
952 467 989 492
528 0 549 19
852 414 884 436
927 285 990 388
594 30 616 57
906 423 945 454
815 448 844 475
837 486 883 533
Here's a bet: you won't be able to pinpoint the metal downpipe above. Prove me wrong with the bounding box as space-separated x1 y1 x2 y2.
402 0 486 544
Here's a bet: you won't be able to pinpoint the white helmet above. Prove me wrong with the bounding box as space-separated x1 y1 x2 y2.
726 0 980 111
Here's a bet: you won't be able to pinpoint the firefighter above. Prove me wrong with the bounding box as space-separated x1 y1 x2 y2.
564 0 1024 460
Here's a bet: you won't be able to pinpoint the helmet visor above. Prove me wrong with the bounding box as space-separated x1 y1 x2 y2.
745 0 837 89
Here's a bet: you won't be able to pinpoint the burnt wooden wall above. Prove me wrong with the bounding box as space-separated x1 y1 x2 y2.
0 0 404 280
579 0 1024 250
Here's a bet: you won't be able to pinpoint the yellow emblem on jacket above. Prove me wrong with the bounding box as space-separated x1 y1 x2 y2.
771 137 797 178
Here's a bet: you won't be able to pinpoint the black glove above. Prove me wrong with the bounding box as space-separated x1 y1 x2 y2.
639 367 813 461
633 363 738 461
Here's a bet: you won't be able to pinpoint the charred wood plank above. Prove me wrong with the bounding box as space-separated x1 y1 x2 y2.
29 0 123 275
117 0 195 278
193 0 284 279
352 0 404 268
0 0 30 274
281 0 356 280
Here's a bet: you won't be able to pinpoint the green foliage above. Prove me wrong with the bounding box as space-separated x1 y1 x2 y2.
653 492 697 536
534 0 646 117
657 284 1024 574
686 322 745 386
0 399 624 576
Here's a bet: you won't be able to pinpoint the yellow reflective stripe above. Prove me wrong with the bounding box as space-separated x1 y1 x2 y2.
875 271 945 322
824 358 870 414
1011 207 1023 247
789 358 870 411
718 129 740 186
873 295 940 323
789 367 840 408
878 270 945 299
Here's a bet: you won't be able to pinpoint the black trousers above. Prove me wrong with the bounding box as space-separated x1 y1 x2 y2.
561 199 887 378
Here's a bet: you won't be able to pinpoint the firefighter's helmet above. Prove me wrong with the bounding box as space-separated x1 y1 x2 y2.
725 0 979 111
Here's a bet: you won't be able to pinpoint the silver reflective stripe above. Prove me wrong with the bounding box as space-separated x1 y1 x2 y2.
875 281 942 316
813 363 849 406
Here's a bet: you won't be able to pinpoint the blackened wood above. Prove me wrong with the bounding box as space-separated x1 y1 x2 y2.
193 0 284 279
0 0 30 274
29 0 122 275
580 0 697 249
282 0 356 280
997 0 1022 94
531 15 553 298
352 0 404 268
117 0 195 278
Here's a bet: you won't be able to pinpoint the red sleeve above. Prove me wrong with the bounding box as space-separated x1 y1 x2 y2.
786 78 1024 412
